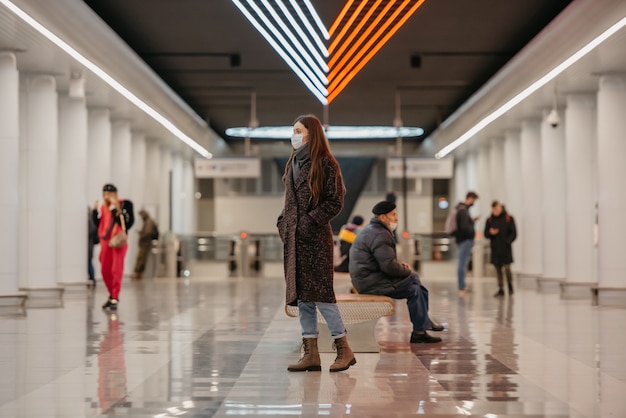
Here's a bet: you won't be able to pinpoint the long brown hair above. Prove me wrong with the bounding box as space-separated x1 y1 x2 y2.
282 114 343 205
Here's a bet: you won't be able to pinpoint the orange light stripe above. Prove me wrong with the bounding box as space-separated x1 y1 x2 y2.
327 0 398 82
328 0 357 37
328 0 369 55
328 0 383 68
327 0 426 103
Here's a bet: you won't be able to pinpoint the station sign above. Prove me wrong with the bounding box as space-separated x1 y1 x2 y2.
386 157 454 179
195 157 261 178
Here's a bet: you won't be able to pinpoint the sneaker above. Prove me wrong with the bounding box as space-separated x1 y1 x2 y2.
410 331 442 344
108 299 118 311
494 289 505 297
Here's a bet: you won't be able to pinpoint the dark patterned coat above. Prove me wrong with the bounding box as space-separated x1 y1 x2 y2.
277 155 344 306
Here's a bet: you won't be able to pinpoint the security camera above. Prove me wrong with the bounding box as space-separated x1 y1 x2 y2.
546 108 560 128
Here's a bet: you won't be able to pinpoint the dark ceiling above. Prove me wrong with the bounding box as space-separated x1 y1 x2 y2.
84 0 573 145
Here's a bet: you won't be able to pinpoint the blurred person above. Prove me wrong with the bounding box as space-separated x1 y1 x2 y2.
385 190 397 204
349 201 444 344
93 184 134 311
484 201 517 296
131 209 158 279
452 191 479 295
88 206 99 286
333 215 364 273
277 114 356 372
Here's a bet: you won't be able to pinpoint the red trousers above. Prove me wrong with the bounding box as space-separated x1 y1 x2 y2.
99 241 127 300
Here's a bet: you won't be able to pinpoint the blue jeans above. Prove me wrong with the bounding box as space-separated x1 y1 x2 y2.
298 300 346 339
457 239 474 290
387 273 432 332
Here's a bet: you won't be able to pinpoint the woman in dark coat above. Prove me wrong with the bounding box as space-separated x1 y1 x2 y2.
484 201 517 297
277 114 355 373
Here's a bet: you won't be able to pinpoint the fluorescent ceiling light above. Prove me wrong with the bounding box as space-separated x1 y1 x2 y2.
225 125 424 139
435 16 626 159
0 0 212 159
302 0 330 41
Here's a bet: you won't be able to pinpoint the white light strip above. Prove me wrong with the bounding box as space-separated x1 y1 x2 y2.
244 0 328 90
302 0 330 41
289 0 329 56
258 0 328 77
0 0 212 158
225 125 424 139
274 0 329 72
233 0 328 103
435 16 626 159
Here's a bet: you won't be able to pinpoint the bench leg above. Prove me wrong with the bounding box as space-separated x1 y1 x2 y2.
317 319 381 353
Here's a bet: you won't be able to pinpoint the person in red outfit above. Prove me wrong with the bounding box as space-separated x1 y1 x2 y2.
93 184 134 311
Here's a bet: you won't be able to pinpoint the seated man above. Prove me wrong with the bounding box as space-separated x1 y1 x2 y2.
349 201 444 344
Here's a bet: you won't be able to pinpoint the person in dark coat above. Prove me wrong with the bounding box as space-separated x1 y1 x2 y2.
88 206 100 286
334 215 364 273
484 201 517 296
349 201 444 344
277 114 355 373
454 191 479 295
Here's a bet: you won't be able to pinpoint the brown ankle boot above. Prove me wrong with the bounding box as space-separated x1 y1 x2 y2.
329 336 356 372
288 338 321 372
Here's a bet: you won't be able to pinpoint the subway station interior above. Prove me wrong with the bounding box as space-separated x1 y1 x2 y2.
1 0 626 417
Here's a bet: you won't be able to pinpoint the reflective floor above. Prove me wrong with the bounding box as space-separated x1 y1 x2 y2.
0 261 624 417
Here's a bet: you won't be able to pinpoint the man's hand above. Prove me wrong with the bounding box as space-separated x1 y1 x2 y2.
401 262 412 270
93 200 99 210
489 228 499 235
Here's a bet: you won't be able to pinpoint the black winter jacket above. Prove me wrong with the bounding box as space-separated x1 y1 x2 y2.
484 210 517 265
349 218 412 295
454 203 475 243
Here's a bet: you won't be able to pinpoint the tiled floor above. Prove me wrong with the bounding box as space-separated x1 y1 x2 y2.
0 261 624 417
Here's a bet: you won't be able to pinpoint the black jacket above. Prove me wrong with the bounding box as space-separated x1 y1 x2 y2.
349 218 412 295
455 203 475 243
484 210 517 265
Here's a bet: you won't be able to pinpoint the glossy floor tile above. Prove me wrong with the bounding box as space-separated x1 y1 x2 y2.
0 261 624 417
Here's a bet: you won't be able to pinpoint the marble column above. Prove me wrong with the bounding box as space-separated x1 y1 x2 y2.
144 140 161 225
159 146 173 231
128 132 147 276
0 53 25 306
110 120 133 274
489 138 505 204
540 109 566 283
596 75 626 307
182 158 197 235
476 144 492 232
19 75 62 302
57 91 88 287
520 120 543 278
503 130 523 274
171 153 184 234
563 94 596 294
453 158 467 205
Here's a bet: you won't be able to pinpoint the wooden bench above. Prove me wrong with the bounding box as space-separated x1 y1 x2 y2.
285 294 395 353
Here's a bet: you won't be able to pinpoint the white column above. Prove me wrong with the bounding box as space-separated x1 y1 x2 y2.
144 140 161 222
465 150 478 194
564 94 596 285
541 109 566 280
19 75 59 290
160 146 173 231
57 93 88 285
504 130 523 273
453 158 467 205
489 138 505 204
110 120 132 195
182 158 197 234
597 75 626 296
476 144 492 230
171 153 184 233
0 53 22 296
86 108 111 279
520 120 542 277
128 132 147 275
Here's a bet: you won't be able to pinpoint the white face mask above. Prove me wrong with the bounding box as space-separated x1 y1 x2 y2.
291 133 304 149
389 222 398 232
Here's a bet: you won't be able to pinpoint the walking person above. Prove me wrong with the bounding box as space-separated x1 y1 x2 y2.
451 191 479 295
349 201 444 344
131 209 158 279
93 184 134 311
277 114 356 372
484 201 517 296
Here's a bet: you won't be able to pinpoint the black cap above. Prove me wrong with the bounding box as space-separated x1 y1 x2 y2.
103 183 117 192
352 215 364 226
372 200 396 215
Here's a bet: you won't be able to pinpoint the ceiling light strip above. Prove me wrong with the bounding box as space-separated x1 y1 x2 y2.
302 0 330 40
327 0 426 103
327 0 399 84
261 0 328 74
288 0 328 56
328 0 357 37
232 0 327 104
328 0 383 68
328 0 370 55
274 1 328 72
0 0 212 158
435 16 626 158
244 0 328 91
246 0 328 90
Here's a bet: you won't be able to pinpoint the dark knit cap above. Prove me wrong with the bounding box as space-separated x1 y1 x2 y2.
102 183 118 192
372 200 396 215
352 215 364 226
